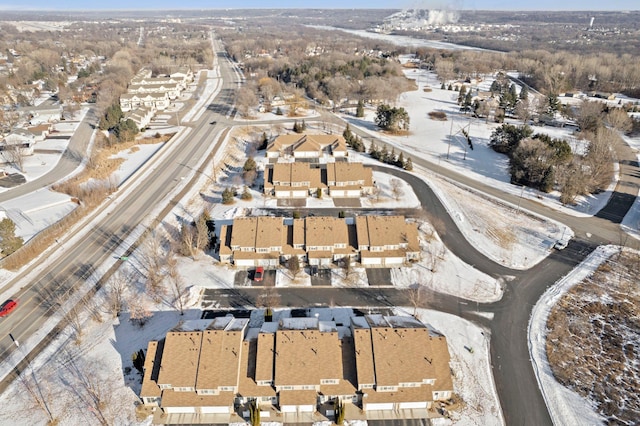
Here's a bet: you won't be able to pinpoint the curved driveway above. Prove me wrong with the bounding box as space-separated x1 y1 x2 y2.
2 35 640 426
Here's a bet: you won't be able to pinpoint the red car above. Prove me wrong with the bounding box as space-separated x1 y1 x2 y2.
254 267 264 282
0 299 18 317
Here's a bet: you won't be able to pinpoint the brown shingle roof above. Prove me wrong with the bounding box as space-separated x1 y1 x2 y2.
278 390 318 406
305 216 349 249
274 328 342 387
255 331 276 383
238 339 277 397
157 332 202 388
266 134 347 157
196 329 243 390
140 340 162 398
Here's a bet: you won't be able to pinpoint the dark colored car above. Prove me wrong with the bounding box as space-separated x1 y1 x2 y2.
0 299 18 317
254 267 264 282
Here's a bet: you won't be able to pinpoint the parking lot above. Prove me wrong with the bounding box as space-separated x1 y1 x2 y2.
234 269 276 287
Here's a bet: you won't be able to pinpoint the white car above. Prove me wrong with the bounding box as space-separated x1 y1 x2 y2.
554 239 569 250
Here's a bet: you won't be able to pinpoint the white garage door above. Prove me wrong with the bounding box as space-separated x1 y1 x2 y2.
235 259 255 268
201 406 230 414
366 402 393 411
361 257 381 265
345 189 361 197
398 401 427 409
281 405 297 413
299 405 314 412
276 190 291 198
165 406 196 414
331 190 346 197
383 257 404 266
292 190 307 198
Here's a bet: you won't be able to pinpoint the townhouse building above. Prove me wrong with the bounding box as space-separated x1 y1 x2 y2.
140 312 453 424
218 215 419 268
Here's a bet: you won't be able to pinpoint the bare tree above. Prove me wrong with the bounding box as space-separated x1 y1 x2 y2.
390 178 403 201
128 294 153 327
2 142 28 172
606 108 633 134
58 351 118 426
287 256 300 279
195 211 210 253
167 252 189 315
407 284 428 318
256 286 281 310
139 231 167 301
179 222 197 259
105 270 129 318
236 86 258 118
16 364 57 424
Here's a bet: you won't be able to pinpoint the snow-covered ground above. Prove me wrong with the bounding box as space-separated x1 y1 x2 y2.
620 132 640 240
3 41 636 426
342 69 618 219
0 107 89 186
528 245 618 426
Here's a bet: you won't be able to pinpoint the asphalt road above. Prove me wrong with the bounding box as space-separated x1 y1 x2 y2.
1 32 640 426
0 109 98 203
0 36 239 387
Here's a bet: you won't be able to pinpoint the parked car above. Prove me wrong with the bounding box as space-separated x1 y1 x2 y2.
254 267 264 282
0 299 18 317
554 239 569 250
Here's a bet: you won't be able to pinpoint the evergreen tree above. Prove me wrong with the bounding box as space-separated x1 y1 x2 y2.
440 82 446 90
447 83 453 91
221 188 235 204
0 218 23 257
461 91 473 114
241 186 252 200
519 85 529 101
356 99 364 117
404 157 413 171
458 85 467 104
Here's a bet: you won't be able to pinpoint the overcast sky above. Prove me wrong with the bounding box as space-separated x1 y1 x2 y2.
0 1 637 11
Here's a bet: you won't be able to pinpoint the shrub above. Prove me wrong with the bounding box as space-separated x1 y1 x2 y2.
428 111 447 121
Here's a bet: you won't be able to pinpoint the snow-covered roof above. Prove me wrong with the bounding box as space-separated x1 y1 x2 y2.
210 316 234 330
260 321 279 333
280 317 318 330
173 319 213 332
318 321 337 332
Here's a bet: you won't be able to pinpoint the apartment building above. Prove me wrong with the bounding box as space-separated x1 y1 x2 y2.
140 312 453 424
266 134 348 161
217 215 419 267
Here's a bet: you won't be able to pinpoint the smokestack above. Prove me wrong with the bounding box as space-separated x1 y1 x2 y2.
589 17 595 28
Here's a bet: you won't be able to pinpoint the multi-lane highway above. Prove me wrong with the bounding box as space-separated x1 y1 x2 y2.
0 38 239 388
1 29 639 426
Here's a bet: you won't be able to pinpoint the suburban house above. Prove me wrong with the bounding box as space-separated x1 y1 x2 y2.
17 103 62 125
27 123 50 141
218 215 420 268
263 161 373 198
140 311 453 424
266 134 348 161
0 129 36 160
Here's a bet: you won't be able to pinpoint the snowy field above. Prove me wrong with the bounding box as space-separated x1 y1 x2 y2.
342 68 619 219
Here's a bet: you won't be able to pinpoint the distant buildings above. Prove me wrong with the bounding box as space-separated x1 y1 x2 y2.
140 311 453 424
119 67 194 127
